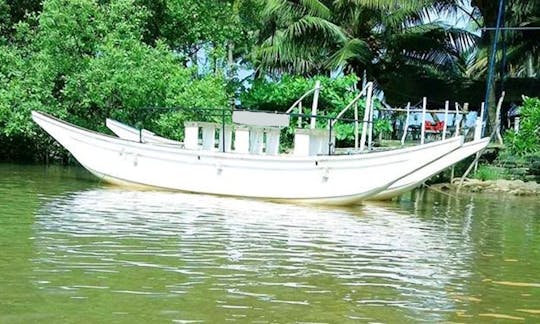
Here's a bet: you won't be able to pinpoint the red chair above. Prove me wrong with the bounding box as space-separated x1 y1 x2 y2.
424 121 445 132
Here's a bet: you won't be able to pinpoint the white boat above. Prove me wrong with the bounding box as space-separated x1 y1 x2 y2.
370 137 490 200
106 118 490 201
32 111 463 205
106 118 181 145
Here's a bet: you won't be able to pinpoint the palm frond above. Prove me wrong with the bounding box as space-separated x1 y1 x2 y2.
284 16 347 42
347 0 431 11
326 38 371 69
300 0 331 19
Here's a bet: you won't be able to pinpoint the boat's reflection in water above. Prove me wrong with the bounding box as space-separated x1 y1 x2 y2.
34 189 472 322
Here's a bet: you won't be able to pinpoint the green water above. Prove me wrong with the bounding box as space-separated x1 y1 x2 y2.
1 163 539 323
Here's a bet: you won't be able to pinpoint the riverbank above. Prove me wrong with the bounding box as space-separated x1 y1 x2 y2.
432 178 540 196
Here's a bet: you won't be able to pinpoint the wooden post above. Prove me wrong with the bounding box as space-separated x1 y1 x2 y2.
420 97 427 144
401 102 410 145
474 103 485 141
367 95 374 150
442 101 449 140
474 152 480 174
359 83 373 151
455 103 460 137
297 101 303 128
354 99 359 149
310 80 321 129
479 102 484 127
495 91 505 144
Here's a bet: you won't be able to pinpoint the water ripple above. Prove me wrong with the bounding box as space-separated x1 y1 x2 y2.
27 188 481 322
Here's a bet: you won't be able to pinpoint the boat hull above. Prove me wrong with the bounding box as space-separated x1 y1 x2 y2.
105 118 181 145
370 137 490 200
32 111 463 205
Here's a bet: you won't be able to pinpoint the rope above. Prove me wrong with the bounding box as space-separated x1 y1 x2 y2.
423 183 461 199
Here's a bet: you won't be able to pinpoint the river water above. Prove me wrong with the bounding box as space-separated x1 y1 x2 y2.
1 163 539 323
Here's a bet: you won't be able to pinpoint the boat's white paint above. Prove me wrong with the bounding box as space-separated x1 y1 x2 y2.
108 119 489 200
371 137 490 200
105 118 181 145
32 111 462 205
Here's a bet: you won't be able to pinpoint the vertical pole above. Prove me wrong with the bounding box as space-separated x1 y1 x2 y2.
420 97 426 144
136 121 143 143
479 102 485 139
401 102 410 145
495 92 505 144
482 0 505 131
298 101 303 128
367 95 374 150
221 109 226 152
310 80 321 129
354 98 359 149
474 152 480 174
359 82 372 152
328 119 333 155
442 101 449 140
455 103 460 137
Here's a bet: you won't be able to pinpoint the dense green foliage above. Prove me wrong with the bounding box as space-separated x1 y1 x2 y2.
504 97 540 156
0 0 232 162
240 74 382 146
0 0 538 162
240 75 358 113
255 0 478 79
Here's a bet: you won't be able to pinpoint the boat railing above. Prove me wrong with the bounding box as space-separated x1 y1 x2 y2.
130 88 483 157
131 84 377 156
285 80 322 130
376 99 480 146
331 82 374 151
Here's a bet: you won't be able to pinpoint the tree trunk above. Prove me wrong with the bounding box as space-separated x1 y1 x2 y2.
487 75 497 133
483 28 498 133
475 1 501 133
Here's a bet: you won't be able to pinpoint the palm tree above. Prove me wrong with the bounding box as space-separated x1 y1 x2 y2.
254 0 477 84
439 0 539 127
254 0 537 128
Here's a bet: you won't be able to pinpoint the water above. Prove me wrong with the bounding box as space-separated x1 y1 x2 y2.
1 163 539 323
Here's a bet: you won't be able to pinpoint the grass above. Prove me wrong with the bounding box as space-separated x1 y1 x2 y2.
474 165 506 181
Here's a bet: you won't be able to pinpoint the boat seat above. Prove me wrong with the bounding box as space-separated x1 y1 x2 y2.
294 128 334 156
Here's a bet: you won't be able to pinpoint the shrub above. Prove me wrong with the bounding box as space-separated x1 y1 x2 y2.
474 165 505 181
504 97 540 156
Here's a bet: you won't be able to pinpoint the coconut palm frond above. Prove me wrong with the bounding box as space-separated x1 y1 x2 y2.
325 38 371 69
349 0 430 12
258 29 327 74
284 16 347 42
443 25 479 53
404 50 456 67
300 0 331 18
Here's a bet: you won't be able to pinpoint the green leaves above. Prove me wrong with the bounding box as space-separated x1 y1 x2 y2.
0 0 231 161
505 97 540 156
255 0 478 79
